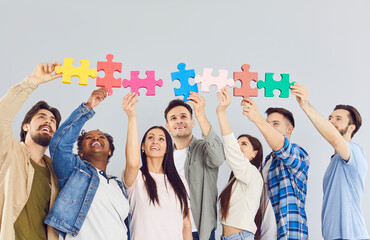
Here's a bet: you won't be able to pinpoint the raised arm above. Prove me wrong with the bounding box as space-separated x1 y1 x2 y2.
0 62 61 163
50 88 107 186
216 88 232 136
216 88 261 184
241 98 285 151
188 92 225 168
122 93 140 187
291 83 350 160
187 92 211 137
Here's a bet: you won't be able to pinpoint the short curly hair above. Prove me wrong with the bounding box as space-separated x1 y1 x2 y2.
77 129 115 162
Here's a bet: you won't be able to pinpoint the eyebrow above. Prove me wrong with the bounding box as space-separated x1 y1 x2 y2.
148 133 165 137
37 112 56 120
85 133 105 137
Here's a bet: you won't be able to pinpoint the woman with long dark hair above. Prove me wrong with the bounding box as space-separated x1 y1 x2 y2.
121 93 192 240
216 87 266 240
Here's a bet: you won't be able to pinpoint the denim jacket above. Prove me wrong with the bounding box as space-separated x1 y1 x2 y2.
44 103 130 239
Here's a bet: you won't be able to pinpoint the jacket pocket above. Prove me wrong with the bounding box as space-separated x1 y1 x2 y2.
59 168 91 204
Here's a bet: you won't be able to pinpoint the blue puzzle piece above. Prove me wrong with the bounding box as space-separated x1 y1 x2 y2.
171 63 198 101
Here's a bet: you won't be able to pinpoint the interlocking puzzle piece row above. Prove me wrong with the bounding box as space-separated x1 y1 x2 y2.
55 58 97 86
233 64 294 98
57 56 163 96
171 63 198 102
194 68 234 92
56 58 294 98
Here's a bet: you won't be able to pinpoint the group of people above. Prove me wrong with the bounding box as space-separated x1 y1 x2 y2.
0 62 368 240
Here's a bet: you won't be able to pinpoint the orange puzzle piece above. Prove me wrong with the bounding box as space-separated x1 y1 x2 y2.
233 64 258 98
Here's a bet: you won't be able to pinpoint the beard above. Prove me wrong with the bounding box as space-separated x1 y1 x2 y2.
31 132 52 147
338 125 350 136
30 125 54 147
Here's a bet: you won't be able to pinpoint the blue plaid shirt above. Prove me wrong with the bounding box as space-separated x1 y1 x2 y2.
264 136 310 240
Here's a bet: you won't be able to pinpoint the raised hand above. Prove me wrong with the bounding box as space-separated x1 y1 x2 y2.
290 83 310 108
121 92 139 118
187 92 206 120
30 62 62 85
86 87 108 109
241 97 261 123
216 87 232 113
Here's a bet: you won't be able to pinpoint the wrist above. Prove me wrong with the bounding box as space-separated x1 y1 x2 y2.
28 76 41 87
85 102 93 109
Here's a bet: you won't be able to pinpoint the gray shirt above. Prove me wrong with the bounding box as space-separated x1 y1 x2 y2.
183 127 225 240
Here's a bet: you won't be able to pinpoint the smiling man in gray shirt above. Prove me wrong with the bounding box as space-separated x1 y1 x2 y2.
164 92 225 240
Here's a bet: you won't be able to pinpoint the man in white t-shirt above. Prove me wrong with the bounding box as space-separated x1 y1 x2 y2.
164 93 225 240
291 83 369 240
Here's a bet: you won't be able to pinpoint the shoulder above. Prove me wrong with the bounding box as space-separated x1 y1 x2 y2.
347 142 367 165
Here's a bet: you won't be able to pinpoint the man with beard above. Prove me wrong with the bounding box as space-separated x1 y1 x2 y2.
164 92 225 240
0 62 62 240
291 83 369 240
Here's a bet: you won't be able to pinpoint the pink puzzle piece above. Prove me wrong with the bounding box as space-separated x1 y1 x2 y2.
233 64 258 98
122 71 163 96
96 54 122 95
194 68 234 92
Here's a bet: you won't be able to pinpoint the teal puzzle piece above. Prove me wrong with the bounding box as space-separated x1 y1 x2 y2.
257 73 294 98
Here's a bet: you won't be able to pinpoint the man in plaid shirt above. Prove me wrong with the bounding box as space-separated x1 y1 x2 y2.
241 98 310 240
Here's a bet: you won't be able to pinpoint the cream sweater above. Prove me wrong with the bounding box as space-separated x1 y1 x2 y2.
220 133 263 233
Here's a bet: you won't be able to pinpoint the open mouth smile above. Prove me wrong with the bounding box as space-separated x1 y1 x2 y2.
90 141 102 147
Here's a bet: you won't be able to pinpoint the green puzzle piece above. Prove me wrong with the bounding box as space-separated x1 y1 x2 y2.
257 73 294 98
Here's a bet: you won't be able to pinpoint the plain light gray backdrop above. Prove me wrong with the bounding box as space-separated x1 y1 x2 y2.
1 0 369 239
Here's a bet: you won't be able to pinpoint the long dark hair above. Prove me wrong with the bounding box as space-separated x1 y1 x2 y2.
140 126 189 217
219 134 265 239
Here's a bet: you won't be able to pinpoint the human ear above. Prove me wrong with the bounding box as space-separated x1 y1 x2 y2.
22 123 29 132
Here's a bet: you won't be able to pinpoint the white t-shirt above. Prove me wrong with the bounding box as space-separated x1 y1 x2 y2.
174 147 198 232
260 155 278 240
66 169 129 240
127 170 190 240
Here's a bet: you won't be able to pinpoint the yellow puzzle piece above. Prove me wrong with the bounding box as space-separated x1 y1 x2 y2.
55 58 97 86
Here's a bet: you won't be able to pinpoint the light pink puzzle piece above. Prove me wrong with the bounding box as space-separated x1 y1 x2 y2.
194 68 234 92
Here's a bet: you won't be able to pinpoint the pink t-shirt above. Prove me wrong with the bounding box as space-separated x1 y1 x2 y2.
127 170 190 240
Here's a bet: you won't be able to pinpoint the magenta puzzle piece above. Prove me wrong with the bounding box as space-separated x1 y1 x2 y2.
96 54 122 95
122 71 163 96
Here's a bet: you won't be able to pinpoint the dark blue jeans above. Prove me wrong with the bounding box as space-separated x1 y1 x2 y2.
192 228 215 240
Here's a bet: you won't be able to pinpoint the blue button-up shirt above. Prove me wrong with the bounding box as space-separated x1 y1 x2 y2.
264 136 310 240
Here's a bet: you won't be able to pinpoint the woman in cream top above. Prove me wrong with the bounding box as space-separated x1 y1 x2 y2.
216 88 266 240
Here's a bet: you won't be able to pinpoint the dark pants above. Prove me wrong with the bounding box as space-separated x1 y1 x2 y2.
192 228 216 240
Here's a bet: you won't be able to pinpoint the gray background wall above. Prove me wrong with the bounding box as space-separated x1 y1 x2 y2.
1 1 369 239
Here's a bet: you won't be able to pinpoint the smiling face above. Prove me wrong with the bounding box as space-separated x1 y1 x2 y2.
237 136 258 161
165 106 194 139
329 109 354 137
142 128 167 159
79 130 111 161
266 112 294 138
23 109 57 147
